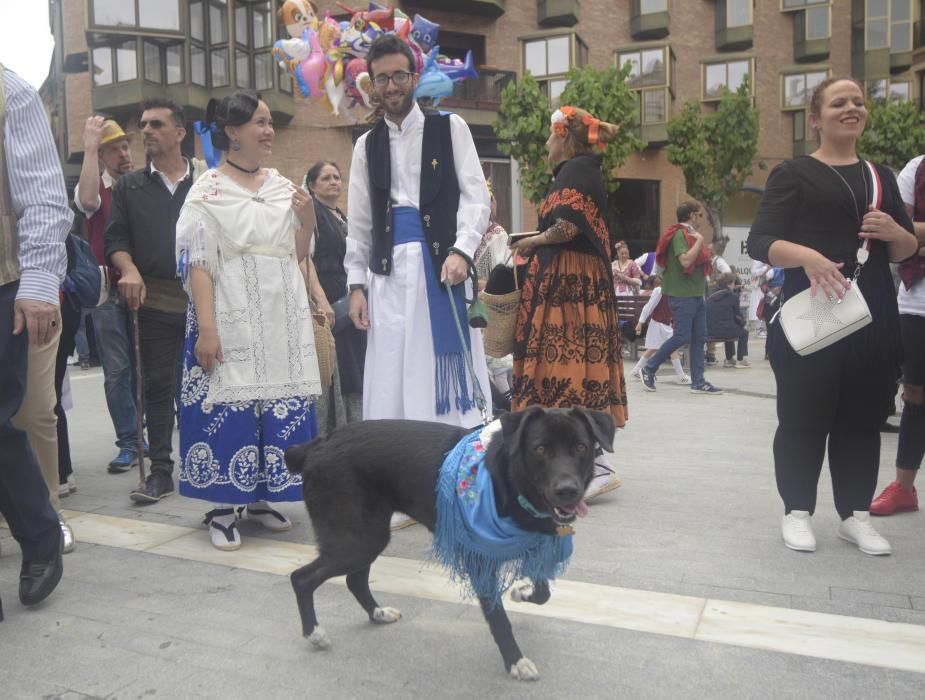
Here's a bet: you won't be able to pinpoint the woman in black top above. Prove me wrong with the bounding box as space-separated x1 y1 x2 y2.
305 160 365 434
747 78 918 556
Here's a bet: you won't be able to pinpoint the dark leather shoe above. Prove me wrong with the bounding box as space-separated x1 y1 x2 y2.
19 530 64 606
130 471 175 504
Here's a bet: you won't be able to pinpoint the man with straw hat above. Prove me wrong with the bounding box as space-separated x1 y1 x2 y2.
74 116 142 476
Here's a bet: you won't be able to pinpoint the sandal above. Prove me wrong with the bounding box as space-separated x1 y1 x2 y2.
237 501 292 532
204 508 242 551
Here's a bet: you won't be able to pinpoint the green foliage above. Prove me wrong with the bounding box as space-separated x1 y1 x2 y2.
858 99 925 172
494 64 642 205
559 64 643 193
666 81 759 229
494 73 552 205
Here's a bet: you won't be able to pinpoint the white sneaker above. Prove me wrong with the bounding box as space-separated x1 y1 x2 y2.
238 501 292 532
781 510 816 552
204 508 242 551
838 511 891 555
585 467 621 501
630 368 642 380
58 475 77 498
390 512 417 531
676 374 691 385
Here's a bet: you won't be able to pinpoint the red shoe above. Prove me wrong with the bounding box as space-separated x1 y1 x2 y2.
870 481 919 516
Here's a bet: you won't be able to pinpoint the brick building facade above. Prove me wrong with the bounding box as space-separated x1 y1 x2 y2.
44 0 923 251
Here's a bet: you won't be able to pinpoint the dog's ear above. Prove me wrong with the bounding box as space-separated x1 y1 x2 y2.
570 407 616 453
499 406 545 458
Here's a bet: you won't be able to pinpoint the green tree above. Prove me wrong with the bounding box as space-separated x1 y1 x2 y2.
858 98 925 172
666 81 759 236
494 64 642 205
493 72 552 205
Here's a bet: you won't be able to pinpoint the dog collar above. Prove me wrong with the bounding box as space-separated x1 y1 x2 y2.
517 494 551 519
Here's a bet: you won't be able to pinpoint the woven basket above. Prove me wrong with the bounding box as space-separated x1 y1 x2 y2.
311 311 336 389
480 261 521 358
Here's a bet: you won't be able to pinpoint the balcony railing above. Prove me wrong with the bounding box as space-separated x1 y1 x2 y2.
441 69 516 110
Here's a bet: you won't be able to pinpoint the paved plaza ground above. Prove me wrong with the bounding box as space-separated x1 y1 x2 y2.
2 341 925 699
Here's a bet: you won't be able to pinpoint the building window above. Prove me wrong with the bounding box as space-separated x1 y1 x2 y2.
804 5 831 39
867 77 913 102
640 0 668 11
522 33 588 105
702 59 753 101
890 0 912 52
780 0 829 9
618 46 674 125
782 70 828 109
793 109 806 142
91 0 181 32
91 46 114 86
188 0 232 89
234 0 275 90
866 0 889 49
863 0 911 52
143 40 185 85
727 0 753 28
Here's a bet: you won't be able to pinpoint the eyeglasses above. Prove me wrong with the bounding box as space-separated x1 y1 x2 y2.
138 119 168 130
371 71 413 88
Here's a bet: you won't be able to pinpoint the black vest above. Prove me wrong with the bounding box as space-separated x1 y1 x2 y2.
365 111 460 276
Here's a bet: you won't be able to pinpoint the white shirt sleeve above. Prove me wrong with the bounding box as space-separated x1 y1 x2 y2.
73 183 101 218
897 156 923 208
449 114 490 260
345 134 373 287
634 253 648 269
639 287 662 323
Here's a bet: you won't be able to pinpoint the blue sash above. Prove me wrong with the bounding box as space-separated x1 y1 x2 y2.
393 207 474 415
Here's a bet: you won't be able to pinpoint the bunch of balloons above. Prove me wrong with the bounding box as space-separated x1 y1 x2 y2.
271 1 479 115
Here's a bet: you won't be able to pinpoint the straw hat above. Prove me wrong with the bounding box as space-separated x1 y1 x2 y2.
100 119 131 146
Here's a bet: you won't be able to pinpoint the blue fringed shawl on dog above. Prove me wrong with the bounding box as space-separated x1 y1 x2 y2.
433 430 573 605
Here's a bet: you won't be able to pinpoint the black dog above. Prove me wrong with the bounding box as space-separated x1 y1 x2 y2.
283 406 615 680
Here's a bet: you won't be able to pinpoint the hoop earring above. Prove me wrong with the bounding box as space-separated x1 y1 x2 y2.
231 140 241 151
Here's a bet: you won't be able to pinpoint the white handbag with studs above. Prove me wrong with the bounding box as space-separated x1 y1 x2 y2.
777 160 879 356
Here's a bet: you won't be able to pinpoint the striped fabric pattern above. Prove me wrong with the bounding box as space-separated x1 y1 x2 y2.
1 68 71 304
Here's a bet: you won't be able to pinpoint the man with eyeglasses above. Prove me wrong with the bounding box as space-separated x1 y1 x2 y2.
105 98 205 504
642 201 723 395
345 35 491 530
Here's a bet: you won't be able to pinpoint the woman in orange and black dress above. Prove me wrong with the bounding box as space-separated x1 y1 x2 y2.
510 106 627 496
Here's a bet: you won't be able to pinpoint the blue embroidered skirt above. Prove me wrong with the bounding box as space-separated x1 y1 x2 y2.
178 310 317 504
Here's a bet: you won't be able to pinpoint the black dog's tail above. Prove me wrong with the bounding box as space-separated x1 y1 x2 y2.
283 436 324 475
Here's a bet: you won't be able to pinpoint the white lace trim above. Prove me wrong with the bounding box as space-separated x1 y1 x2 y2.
205 380 322 410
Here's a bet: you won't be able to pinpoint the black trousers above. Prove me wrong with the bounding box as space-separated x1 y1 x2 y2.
724 328 749 361
54 299 80 483
138 308 185 476
0 282 60 561
768 321 896 520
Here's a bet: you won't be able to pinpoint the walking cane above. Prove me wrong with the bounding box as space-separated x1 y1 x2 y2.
131 309 147 489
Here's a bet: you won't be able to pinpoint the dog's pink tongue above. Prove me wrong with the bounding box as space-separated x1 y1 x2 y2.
575 500 589 518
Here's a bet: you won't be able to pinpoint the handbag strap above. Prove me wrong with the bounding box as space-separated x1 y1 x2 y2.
854 160 881 275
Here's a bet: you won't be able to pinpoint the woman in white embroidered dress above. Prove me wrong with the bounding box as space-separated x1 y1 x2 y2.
176 91 321 551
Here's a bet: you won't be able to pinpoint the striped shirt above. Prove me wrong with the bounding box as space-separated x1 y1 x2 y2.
2 69 71 304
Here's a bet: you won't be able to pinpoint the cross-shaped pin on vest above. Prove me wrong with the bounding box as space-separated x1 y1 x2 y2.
431 158 438 171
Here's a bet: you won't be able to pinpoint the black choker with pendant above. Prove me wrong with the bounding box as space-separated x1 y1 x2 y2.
226 160 260 174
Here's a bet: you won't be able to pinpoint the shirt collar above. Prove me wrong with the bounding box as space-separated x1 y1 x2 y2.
101 170 115 189
148 158 191 182
385 102 424 134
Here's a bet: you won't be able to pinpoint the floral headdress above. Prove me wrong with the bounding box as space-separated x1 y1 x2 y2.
551 106 606 150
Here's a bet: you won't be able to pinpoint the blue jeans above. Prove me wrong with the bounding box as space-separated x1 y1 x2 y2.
645 295 708 386
90 292 139 450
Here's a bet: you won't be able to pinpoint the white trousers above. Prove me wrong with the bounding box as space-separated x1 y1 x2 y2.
364 242 491 428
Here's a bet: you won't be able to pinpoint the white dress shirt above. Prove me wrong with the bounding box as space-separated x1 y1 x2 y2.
73 168 114 217
345 103 490 286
